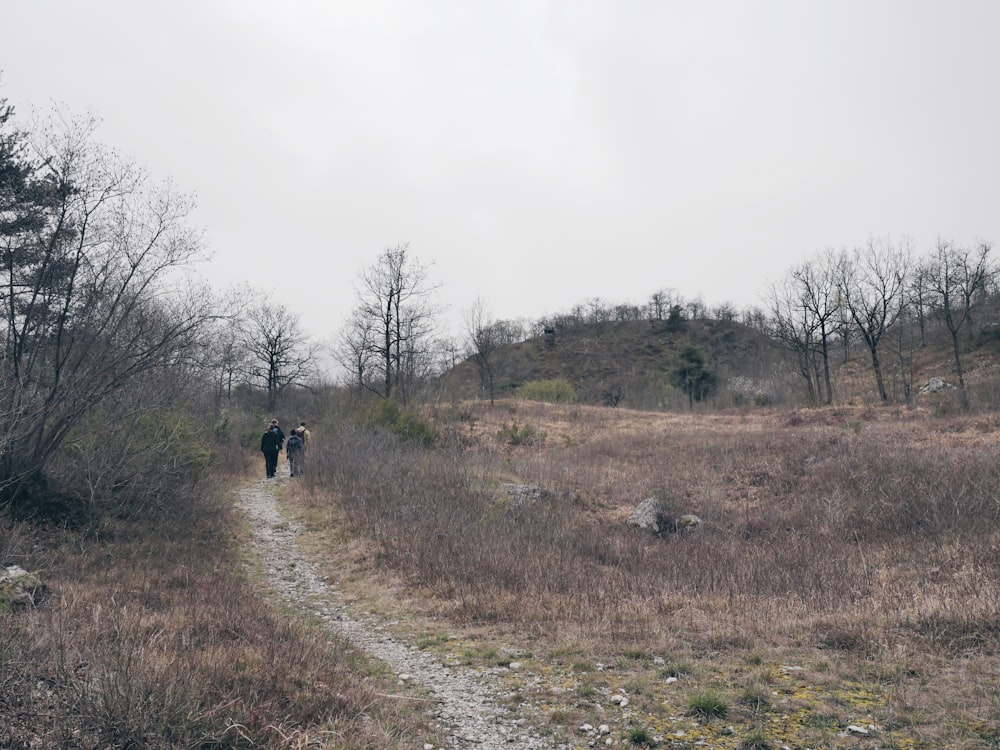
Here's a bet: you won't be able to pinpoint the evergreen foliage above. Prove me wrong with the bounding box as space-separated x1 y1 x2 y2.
669 344 718 407
361 398 437 446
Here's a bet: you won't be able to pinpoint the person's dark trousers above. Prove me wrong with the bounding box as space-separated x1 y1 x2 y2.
263 448 279 477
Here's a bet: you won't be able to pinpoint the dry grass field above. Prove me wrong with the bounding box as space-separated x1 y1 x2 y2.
0 457 434 749
4 393 999 748
290 399 1000 749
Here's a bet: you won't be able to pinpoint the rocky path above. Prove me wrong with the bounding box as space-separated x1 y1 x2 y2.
238 471 561 750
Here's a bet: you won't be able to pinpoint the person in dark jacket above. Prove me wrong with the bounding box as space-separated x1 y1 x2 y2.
260 424 282 478
286 429 305 476
269 419 285 449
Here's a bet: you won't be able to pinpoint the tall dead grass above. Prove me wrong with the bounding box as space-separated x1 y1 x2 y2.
0 475 429 749
299 402 1000 660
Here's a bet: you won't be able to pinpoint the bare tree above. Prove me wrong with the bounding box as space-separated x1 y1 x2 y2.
908 262 932 348
436 336 462 373
649 289 668 320
888 297 918 403
0 107 212 500
923 239 994 408
710 302 739 322
464 298 519 405
241 298 316 410
196 285 255 409
211 316 250 403
614 303 643 321
585 297 613 325
345 243 439 402
335 306 379 394
792 252 840 404
740 305 769 333
766 276 822 404
837 237 912 402
686 296 706 320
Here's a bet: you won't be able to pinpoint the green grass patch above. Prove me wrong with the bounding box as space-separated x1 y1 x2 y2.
687 689 729 719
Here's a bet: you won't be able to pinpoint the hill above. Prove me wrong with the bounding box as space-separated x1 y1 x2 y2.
440 316 776 408
440 310 1000 412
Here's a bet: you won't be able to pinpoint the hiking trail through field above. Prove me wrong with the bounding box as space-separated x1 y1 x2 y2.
238 468 563 749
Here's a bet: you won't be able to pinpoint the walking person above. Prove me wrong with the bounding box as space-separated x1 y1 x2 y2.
286 428 305 477
270 419 285 448
260 423 282 478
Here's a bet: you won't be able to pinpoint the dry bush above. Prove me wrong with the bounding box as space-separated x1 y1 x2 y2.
0 481 427 749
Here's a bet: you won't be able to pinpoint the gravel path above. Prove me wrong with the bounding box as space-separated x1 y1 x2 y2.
238 470 562 749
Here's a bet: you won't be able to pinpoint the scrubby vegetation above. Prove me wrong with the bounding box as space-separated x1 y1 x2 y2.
0 409 435 749
360 396 438 446
0 100 429 748
516 377 578 404
289 398 1000 748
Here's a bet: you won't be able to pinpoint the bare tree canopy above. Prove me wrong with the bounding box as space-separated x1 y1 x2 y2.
464 297 520 405
837 237 912 402
339 243 439 402
766 274 824 405
792 252 840 404
0 105 212 499
241 297 317 409
922 239 994 407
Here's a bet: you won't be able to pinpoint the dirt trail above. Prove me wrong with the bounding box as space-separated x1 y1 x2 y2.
238 469 561 749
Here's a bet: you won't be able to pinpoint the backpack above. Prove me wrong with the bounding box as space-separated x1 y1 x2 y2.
286 434 303 454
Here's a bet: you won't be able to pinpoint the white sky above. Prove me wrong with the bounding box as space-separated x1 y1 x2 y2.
3 0 1000 346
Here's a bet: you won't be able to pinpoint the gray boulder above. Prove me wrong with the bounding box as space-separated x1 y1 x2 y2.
0 565 44 609
496 483 551 509
628 498 701 535
919 377 954 394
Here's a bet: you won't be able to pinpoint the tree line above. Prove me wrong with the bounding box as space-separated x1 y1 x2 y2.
0 100 318 507
330 236 997 411
765 236 994 408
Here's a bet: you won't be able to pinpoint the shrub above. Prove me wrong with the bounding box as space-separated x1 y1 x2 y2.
658 659 692 679
739 682 772 713
498 420 541 446
361 398 437 446
239 426 262 450
738 728 774 750
45 407 213 518
627 724 656 746
687 689 728 719
518 378 577 403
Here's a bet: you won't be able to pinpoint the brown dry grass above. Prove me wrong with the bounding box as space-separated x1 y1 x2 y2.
0 464 434 749
288 399 1000 749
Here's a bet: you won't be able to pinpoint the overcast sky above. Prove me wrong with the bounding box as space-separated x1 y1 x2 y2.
3 1 1000 346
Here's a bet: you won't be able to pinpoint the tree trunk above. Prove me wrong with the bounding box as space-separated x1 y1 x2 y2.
868 344 888 402
950 327 970 408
